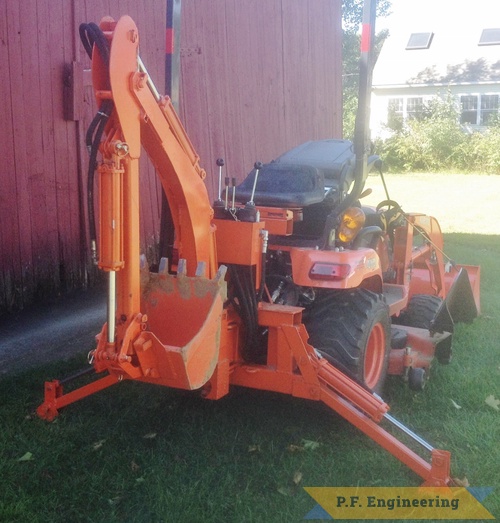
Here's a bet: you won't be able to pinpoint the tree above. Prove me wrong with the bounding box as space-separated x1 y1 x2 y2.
342 0 391 139
342 0 392 32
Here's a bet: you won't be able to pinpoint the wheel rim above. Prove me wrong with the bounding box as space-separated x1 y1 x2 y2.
363 322 386 389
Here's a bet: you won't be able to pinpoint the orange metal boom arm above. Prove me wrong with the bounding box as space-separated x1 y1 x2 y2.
97 15 216 279
90 16 218 352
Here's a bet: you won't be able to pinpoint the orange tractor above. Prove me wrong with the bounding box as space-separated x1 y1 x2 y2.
38 8 480 487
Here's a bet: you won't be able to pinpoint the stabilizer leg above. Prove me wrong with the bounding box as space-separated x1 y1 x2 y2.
37 373 120 421
319 377 451 485
233 305 453 486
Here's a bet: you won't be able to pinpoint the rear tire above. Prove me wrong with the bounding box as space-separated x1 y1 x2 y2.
305 289 391 393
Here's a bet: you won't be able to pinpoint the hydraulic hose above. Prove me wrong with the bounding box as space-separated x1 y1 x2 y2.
257 252 266 302
228 264 263 362
228 265 254 360
257 230 268 302
79 22 110 66
79 22 114 263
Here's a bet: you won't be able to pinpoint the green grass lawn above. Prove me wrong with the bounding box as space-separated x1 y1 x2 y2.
0 233 498 523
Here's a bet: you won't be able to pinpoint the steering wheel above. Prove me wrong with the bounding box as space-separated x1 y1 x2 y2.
375 199 404 234
376 199 401 213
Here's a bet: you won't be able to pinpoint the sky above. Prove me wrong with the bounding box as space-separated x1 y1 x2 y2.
371 0 499 86
377 0 498 34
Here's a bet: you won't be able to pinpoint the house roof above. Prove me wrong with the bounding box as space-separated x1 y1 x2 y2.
373 0 500 88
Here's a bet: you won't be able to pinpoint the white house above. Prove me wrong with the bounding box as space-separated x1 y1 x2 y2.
370 0 500 137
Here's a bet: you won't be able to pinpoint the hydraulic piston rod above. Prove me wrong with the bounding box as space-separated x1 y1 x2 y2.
138 56 161 101
383 412 434 452
107 271 116 343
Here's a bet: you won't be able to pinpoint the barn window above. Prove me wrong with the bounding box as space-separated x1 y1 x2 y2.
479 28 500 46
406 32 434 50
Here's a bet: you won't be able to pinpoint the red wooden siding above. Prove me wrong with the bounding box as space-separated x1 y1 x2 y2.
179 0 342 199
75 1 166 282
0 0 342 313
0 0 166 313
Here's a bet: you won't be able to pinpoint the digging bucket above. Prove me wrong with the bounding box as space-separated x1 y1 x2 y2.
135 260 227 390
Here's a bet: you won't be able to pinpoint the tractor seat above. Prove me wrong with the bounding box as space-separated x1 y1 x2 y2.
235 139 356 209
235 163 327 207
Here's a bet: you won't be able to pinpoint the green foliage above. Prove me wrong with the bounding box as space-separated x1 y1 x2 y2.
455 126 500 174
377 96 500 173
378 97 465 171
342 0 392 32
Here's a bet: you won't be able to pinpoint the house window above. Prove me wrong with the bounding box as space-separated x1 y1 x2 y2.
460 95 478 124
388 98 403 116
387 98 404 129
460 94 499 125
387 97 424 128
481 95 499 124
407 97 424 119
479 28 500 46
406 32 434 50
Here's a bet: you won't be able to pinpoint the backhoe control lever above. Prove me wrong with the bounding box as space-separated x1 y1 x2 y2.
231 177 237 211
216 158 224 202
249 161 263 205
224 176 230 210
237 161 262 222
213 158 227 218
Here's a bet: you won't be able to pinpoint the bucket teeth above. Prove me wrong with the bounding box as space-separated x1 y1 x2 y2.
195 261 207 277
158 257 169 275
177 258 187 276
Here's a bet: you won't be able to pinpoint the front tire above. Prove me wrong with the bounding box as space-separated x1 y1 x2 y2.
394 294 454 365
394 294 443 329
305 289 391 393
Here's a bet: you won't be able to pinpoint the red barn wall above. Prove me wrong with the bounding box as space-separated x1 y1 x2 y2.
0 0 342 314
179 0 342 198
0 0 165 313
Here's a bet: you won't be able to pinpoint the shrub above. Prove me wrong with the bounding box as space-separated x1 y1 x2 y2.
376 97 500 174
456 127 500 174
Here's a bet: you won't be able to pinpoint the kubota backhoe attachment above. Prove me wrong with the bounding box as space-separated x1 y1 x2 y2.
38 13 461 487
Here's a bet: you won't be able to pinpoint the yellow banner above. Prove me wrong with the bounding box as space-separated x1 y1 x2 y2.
304 487 495 520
